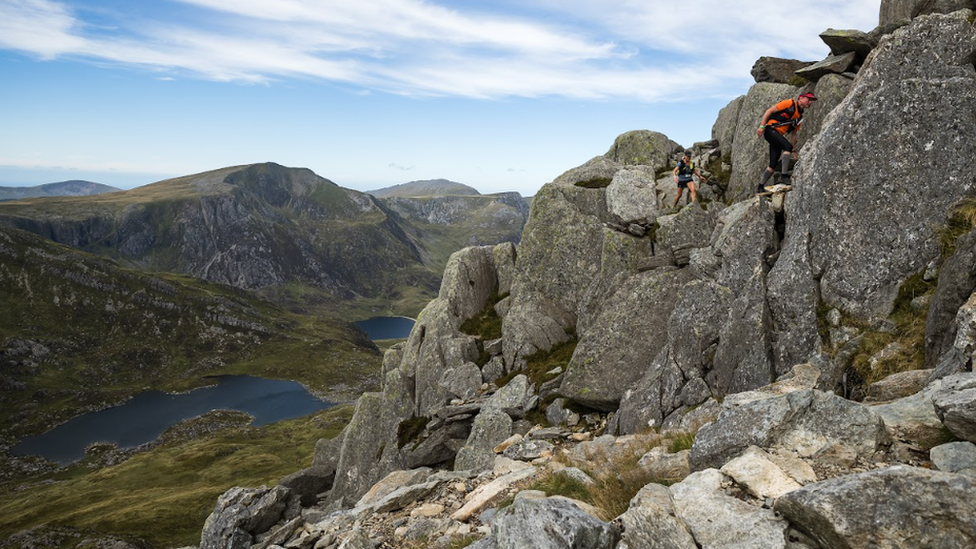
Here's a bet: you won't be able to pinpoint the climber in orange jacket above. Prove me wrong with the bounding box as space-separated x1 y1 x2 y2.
756 92 817 193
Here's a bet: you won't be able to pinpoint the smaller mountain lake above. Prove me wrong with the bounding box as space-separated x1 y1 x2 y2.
355 316 416 340
10 375 332 465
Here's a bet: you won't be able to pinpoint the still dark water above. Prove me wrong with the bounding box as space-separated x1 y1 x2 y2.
11 375 332 465
356 316 416 340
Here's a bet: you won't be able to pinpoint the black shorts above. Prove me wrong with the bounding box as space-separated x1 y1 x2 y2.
677 179 693 189
763 127 794 169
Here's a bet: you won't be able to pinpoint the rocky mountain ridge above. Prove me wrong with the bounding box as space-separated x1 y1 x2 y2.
198 6 976 549
0 165 529 318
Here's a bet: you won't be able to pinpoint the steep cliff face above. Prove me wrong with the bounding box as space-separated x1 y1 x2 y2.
377 192 529 272
202 9 976 549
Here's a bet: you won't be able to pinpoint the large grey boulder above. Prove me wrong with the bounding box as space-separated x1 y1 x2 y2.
710 271 777 395
771 12 976 326
880 0 976 26
612 278 732 433
454 375 532 471
933 373 976 442
794 52 857 82
711 95 745 152
708 199 777 291
604 130 683 173
327 377 413 507
930 441 976 476
655 203 716 265
454 409 513 472
750 57 813 83
278 465 335 507
689 389 889 471
669 469 789 549
200 485 291 549
559 268 694 411
472 496 620 549
501 176 611 366
775 465 976 548
606 167 662 224
869 379 947 447
439 361 483 400
819 28 878 65
616 482 697 549
766 231 823 374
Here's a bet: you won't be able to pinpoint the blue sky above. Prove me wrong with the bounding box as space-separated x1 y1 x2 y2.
0 0 879 197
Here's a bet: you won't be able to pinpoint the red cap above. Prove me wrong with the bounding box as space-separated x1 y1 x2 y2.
798 92 818 101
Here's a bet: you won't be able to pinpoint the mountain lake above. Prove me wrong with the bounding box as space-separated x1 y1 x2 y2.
355 316 416 340
11 375 332 465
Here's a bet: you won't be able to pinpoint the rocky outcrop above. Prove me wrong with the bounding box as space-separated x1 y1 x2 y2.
689 389 890 471
321 243 517 507
933 373 976 442
750 57 813 83
769 11 976 370
470 495 620 549
200 485 293 549
604 130 683 172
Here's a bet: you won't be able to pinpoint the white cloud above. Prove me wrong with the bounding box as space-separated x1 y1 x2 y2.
0 0 883 101
0 0 88 57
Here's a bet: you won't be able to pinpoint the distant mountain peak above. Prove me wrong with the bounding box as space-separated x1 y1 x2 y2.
0 180 121 201
367 179 481 198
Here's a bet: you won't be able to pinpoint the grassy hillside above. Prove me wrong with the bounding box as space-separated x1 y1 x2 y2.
0 226 381 443
0 405 354 549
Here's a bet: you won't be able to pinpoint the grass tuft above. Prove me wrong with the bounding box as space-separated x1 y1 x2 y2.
497 333 578 389
667 431 696 454
540 432 689 521
938 197 976 259
847 270 934 389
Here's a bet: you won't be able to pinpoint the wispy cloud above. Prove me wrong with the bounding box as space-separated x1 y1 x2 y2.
0 0 881 100
0 0 88 57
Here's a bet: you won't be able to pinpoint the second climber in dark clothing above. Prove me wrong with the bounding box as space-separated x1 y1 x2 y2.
672 151 707 207
756 92 817 193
